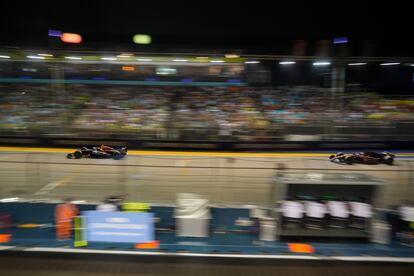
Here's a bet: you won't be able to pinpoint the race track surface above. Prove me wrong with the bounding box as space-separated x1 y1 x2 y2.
0 148 413 206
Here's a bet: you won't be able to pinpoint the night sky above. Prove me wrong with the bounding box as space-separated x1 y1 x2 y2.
0 1 412 55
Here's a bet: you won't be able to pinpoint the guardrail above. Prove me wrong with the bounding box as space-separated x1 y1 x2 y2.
1 135 414 151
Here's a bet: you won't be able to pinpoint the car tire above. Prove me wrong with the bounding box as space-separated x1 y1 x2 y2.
384 157 394 165
113 152 122 160
74 150 82 159
344 157 354 165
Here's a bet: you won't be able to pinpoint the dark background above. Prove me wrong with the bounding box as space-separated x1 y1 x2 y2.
0 1 412 56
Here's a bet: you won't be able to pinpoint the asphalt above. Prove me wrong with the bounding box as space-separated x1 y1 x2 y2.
0 149 413 206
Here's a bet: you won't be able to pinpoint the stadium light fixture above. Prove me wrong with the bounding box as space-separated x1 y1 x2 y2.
26 55 45 60
279 61 296 65
0 55 10 59
210 60 225 63
117 54 134 58
244 60 260 64
61 33 82 44
380 62 400 66
173 59 188 62
312 61 331 66
194 57 209 62
64 56 82 60
133 34 152 44
348 63 367 66
38 53 53 57
137 58 152 62
101 57 117 61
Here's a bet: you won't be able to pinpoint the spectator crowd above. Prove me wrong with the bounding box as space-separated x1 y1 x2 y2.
1 84 414 140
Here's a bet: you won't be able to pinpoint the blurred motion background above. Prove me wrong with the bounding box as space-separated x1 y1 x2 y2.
0 0 413 205
0 1 413 203
0 1 413 143
0 3 414 272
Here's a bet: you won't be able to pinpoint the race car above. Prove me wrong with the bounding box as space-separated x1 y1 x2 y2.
67 145 127 160
329 151 395 165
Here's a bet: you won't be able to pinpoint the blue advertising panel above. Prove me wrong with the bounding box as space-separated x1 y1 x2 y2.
83 211 154 243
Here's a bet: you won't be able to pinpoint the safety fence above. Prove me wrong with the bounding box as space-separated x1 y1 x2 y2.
0 152 413 207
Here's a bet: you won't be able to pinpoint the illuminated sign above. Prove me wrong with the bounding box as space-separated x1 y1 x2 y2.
122 66 135 71
83 211 154 243
333 37 348 44
61 33 82 44
48 30 62 37
133 34 152 44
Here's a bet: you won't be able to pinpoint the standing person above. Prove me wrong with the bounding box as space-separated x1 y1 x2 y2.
55 198 79 240
305 199 327 229
349 198 372 229
281 197 305 228
327 200 350 228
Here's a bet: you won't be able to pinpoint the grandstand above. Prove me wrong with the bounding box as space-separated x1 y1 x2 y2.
1 52 414 145
1 82 414 143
